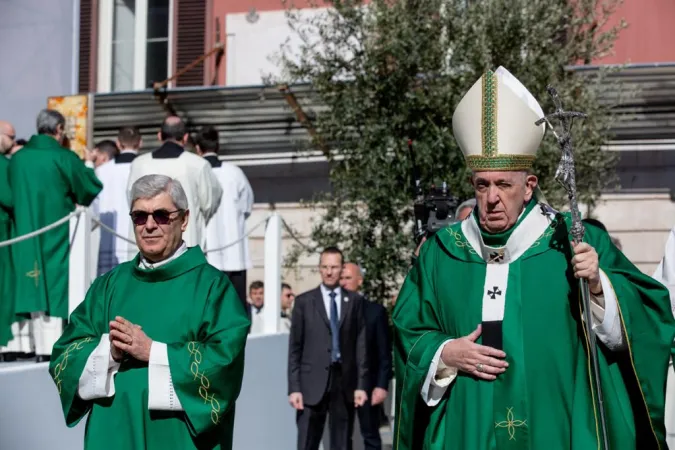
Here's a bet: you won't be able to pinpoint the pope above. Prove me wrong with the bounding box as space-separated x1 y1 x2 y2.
393 67 675 449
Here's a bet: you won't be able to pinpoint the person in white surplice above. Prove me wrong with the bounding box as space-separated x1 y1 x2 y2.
654 225 675 449
195 126 254 314
126 116 222 249
95 127 141 274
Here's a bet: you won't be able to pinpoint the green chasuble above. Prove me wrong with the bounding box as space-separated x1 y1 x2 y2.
393 202 675 450
0 155 13 346
49 246 251 450
9 135 102 319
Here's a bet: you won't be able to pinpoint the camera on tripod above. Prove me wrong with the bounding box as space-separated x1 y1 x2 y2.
408 140 459 244
413 181 459 243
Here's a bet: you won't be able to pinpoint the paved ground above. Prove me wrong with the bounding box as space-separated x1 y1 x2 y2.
381 425 393 449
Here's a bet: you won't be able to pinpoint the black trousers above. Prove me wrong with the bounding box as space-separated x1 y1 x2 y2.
224 270 250 317
297 364 354 450
357 398 382 450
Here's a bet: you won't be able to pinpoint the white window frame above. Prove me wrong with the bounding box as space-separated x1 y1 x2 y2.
97 0 174 92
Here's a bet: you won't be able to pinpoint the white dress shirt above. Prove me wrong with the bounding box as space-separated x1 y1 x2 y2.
320 284 341 319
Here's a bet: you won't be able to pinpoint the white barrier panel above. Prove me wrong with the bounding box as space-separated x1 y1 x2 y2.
0 335 296 450
68 208 92 316
263 213 282 334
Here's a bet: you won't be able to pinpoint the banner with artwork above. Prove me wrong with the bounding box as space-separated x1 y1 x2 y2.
47 94 92 159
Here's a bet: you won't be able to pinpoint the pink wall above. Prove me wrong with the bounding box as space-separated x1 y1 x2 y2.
208 0 675 83
593 0 675 65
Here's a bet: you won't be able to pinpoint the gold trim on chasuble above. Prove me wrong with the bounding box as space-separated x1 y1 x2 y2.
445 228 477 255
464 69 536 172
394 330 433 450
53 337 93 394
577 280 660 448
188 341 222 425
495 407 528 441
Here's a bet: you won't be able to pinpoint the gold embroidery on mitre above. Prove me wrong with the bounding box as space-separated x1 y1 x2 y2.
481 70 498 158
495 407 527 441
465 154 536 172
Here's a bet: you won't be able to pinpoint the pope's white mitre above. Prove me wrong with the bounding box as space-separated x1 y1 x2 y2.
452 67 546 172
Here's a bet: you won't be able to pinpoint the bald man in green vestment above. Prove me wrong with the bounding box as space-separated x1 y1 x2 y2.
393 67 675 450
8 109 102 361
49 174 250 450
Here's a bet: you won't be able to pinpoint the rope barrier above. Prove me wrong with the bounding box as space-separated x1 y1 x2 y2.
0 206 85 249
204 217 270 254
0 208 313 261
92 214 271 253
90 217 136 245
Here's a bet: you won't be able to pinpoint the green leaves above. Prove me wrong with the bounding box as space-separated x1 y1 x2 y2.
274 0 622 303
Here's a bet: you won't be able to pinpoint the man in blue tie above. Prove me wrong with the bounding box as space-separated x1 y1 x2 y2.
288 246 369 450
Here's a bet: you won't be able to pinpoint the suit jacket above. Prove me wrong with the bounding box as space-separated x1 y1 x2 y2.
363 299 393 392
287 286 369 405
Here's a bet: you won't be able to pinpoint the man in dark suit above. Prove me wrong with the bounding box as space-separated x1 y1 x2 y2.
288 247 369 450
341 263 393 450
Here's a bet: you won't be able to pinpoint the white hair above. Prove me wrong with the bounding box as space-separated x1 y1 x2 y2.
130 174 188 210
36 109 65 136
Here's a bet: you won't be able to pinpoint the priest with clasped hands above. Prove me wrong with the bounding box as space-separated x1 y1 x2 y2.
49 174 250 450
393 67 675 450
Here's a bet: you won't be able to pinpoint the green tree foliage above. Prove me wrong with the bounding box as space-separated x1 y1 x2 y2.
274 0 624 302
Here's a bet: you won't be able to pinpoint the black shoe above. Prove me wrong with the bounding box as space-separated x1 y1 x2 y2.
1 352 18 362
36 355 51 363
18 352 36 360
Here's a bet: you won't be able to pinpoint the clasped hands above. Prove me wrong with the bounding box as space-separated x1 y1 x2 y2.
109 316 153 363
441 242 602 380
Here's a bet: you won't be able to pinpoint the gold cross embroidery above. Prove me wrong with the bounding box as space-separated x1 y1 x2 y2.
495 407 527 441
26 261 40 287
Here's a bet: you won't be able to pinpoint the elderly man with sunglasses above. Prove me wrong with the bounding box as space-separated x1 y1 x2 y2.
49 174 250 450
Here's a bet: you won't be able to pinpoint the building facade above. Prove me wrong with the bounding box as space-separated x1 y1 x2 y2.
3 0 674 295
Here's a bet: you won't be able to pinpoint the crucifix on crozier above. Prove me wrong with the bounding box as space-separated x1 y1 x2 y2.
487 286 502 300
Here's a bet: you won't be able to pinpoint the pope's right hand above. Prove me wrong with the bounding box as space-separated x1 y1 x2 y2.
289 392 304 410
440 325 508 381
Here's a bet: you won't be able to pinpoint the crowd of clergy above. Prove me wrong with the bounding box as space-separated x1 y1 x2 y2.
0 111 254 362
1 64 675 450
